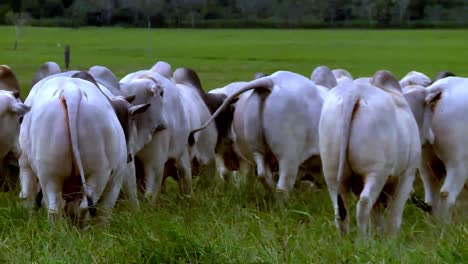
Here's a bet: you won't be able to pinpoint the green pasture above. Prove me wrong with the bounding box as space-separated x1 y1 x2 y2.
2 27 468 93
0 27 467 263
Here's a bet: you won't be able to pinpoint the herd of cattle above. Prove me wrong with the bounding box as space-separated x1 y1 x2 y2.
0 61 466 236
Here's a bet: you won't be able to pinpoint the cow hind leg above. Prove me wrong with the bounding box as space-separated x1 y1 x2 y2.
76 169 112 227
356 173 388 237
385 170 415 235
120 161 139 210
176 150 193 196
18 154 39 209
323 162 350 236
328 189 349 236
371 202 385 234
94 169 125 227
144 160 165 203
40 177 65 222
276 159 300 203
438 163 468 222
253 152 275 191
419 159 442 215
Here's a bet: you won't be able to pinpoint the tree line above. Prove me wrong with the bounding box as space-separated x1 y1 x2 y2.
1 0 468 28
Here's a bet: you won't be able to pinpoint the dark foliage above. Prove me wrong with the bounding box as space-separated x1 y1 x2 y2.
1 0 468 28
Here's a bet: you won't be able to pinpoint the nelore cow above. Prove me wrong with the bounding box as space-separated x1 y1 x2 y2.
420 76 468 221
319 71 421 236
208 81 249 183
397 70 467 221
31 62 61 87
310 65 337 94
88 65 167 206
120 62 193 201
400 71 432 88
25 63 165 209
19 73 152 226
174 67 241 186
332 68 353 83
0 65 29 190
189 71 325 200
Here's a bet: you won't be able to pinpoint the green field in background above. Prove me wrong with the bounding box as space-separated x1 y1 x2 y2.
2 27 468 93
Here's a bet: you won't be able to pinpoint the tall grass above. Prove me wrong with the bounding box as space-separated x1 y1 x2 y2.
0 179 466 263
0 27 467 263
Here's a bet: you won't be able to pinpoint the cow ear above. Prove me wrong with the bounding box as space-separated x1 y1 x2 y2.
124 95 136 103
129 104 151 117
10 103 31 117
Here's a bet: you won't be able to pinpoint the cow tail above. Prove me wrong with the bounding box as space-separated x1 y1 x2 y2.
254 82 272 158
61 88 97 217
336 91 359 221
188 77 274 146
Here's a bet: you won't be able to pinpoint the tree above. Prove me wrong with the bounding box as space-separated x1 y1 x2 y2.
6 11 31 50
361 0 376 26
397 0 410 24
179 0 204 28
235 0 271 22
125 0 165 25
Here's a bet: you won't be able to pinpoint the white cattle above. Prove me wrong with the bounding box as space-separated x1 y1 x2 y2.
0 65 28 190
310 66 337 91
319 71 420 236
150 61 173 80
332 68 353 83
26 67 163 209
434 71 455 82
19 76 150 225
208 81 251 183
0 91 30 177
421 76 468 220
175 68 246 186
190 71 325 199
120 67 192 201
87 68 166 207
354 77 372 85
310 66 338 102
31 62 61 87
400 71 431 88
0 65 21 95
174 67 234 185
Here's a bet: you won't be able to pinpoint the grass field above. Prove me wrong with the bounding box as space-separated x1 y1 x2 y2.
1 26 467 263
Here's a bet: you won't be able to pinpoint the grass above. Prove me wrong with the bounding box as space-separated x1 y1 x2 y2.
1 26 467 263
